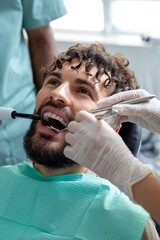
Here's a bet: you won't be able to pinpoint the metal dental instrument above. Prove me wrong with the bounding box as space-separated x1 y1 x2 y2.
60 94 156 131
93 109 118 119
89 95 156 114
49 126 68 133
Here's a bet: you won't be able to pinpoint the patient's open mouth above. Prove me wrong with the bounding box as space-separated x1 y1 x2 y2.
42 112 68 132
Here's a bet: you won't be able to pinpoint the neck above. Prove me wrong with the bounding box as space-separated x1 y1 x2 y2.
33 162 87 177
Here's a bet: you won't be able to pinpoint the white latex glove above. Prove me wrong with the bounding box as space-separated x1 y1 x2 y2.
97 89 160 134
64 110 152 200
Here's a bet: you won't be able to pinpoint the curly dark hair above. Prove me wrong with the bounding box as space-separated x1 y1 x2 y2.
43 43 139 94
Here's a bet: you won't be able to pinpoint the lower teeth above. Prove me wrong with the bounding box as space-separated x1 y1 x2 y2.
47 126 67 132
47 126 60 132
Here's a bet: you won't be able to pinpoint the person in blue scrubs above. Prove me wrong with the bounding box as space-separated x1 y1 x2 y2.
0 0 66 166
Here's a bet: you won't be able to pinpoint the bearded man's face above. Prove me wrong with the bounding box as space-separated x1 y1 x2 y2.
24 60 115 169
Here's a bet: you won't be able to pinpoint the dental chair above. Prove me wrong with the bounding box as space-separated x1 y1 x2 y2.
119 122 160 236
119 122 141 157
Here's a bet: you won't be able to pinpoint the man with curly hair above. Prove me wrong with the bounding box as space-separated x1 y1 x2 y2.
0 43 159 239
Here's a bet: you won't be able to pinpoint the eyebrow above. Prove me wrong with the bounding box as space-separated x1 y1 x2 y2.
47 72 62 79
48 73 95 86
46 73 96 89
75 78 96 90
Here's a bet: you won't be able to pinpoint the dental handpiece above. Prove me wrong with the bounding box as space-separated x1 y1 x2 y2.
0 107 41 120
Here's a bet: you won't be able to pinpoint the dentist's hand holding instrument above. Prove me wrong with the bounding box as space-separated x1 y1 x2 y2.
98 89 160 134
64 89 160 223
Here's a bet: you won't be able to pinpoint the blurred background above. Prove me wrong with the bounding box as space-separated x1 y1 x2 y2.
50 0 160 176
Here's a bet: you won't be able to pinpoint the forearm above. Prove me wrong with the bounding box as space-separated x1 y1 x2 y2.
132 173 160 223
27 25 57 90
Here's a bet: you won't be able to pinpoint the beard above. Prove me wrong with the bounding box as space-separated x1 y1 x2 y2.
23 101 77 169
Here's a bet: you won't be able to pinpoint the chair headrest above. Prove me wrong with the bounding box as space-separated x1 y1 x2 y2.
118 122 142 157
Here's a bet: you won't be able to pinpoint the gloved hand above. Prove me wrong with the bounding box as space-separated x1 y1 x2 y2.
97 89 160 134
64 110 152 200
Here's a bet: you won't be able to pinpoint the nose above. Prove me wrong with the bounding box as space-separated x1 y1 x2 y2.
50 82 71 106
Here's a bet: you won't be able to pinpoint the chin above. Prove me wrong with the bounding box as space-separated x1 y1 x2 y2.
24 125 76 169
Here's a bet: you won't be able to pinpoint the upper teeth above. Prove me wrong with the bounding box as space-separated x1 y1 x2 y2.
43 112 67 127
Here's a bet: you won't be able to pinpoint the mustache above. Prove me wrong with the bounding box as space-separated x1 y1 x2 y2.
35 100 74 122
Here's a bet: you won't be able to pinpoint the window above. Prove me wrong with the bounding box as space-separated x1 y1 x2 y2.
110 0 160 35
51 0 160 45
51 0 104 33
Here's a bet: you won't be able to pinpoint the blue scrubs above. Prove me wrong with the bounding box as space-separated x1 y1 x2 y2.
0 0 66 165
